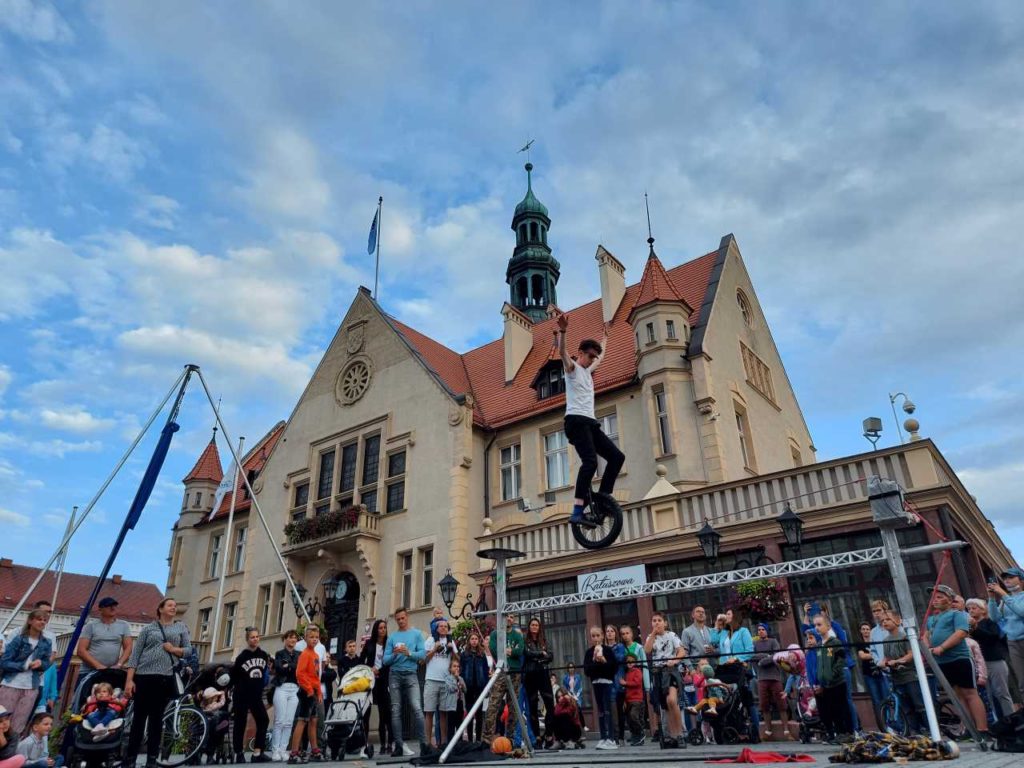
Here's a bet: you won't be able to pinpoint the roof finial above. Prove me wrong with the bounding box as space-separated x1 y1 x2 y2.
211 396 222 441
645 191 656 256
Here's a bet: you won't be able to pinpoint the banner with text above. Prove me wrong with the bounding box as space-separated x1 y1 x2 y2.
577 564 647 596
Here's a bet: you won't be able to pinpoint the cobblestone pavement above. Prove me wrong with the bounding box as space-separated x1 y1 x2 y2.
348 738 1014 767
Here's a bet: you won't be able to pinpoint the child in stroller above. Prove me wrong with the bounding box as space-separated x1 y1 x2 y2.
190 665 233 764
775 645 823 744
686 663 756 745
80 683 126 741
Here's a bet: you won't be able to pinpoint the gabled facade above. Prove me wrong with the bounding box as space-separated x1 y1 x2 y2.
167 164 822 659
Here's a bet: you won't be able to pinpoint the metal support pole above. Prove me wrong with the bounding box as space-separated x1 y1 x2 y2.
879 525 943 741
440 549 530 764
52 506 77 606
210 436 244 661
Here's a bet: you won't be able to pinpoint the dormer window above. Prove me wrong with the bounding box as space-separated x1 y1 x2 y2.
532 361 565 400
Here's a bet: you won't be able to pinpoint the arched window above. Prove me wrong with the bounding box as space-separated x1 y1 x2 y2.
541 226 547 244
516 276 528 305
519 224 527 245
531 274 545 306
530 222 538 241
737 289 753 327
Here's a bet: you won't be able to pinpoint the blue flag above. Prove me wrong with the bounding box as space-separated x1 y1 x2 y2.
367 208 379 254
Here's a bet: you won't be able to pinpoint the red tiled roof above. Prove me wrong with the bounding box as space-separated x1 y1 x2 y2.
0 560 163 624
201 422 286 525
628 250 689 320
390 247 721 428
183 437 223 484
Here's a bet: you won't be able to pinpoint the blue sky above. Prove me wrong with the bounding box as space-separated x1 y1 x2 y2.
1 1 1022 586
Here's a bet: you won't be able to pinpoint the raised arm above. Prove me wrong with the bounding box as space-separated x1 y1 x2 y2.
554 312 574 372
590 325 610 372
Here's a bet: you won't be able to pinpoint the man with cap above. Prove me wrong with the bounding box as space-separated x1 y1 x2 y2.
988 566 1024 702
76 597 132 673
923 585 988 737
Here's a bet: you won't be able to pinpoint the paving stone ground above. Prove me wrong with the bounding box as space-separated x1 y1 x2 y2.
334 738 1014 767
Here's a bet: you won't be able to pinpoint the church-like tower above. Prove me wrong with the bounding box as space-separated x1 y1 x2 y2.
506 162 560 322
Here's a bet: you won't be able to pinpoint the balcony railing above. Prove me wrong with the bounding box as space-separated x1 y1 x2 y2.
479 441 955 568
283 505 380 552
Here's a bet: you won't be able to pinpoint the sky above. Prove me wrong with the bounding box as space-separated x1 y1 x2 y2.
1 0 1022 588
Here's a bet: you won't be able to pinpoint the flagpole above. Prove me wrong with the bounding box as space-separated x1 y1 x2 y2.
210 435 244 663
52 505 78 606
373 196 382 300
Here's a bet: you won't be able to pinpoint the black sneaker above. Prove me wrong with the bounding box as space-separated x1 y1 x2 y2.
286 754 301 766
660 736 678 749
420 743 434 757
234 755 246 765
391 745 404 758
630 735 645 746
250 754 271 764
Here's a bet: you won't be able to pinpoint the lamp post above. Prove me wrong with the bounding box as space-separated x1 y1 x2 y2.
889 392 918 443
292 582 321 621
697 519 721 563
438 569 477 619
776 503 804 553
322 575 340 606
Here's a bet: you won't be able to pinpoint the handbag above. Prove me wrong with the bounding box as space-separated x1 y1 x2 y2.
157 623 186 696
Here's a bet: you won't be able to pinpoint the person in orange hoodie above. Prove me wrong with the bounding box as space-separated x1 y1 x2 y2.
288 625 324 764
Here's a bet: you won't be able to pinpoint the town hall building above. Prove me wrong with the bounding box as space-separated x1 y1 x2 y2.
166 163 1017 712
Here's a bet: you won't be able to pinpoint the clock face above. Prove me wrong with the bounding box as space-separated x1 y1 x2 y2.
333 579 349 601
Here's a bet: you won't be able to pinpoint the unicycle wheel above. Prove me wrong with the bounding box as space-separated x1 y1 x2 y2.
570 492 624 550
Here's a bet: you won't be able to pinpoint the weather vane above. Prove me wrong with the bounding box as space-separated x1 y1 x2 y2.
518 138 535 163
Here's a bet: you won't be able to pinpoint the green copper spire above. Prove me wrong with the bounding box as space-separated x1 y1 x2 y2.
514 162 549 218
506 161 559 323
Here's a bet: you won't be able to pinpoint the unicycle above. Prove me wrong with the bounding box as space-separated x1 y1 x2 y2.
570 491 623 549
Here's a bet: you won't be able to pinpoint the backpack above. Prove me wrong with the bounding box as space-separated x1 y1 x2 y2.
990 709 1024 753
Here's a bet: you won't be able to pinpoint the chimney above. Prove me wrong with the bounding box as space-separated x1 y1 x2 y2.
501 303 534 383
111 574 122 585
595 245 626 323
0 558 12 568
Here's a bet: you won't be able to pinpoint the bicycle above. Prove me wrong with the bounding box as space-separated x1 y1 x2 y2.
878 676 964 740
155 693 209 766
569 491 623 550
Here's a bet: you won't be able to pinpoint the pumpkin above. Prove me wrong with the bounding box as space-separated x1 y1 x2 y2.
491 736 513 755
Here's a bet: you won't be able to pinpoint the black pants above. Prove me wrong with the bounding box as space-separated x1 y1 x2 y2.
365 681 392 749
564 415 624 502
126 674 174 760
616 691 627 741
233 689 269 754
818 683 852 737
524 672 555 743
464 685 485 743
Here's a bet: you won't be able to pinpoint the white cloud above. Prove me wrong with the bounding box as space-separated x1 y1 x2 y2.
957 462 1024 529
0 0 72 43
236 128 330 222
28 438 102 458
133 194 180 230
38 406 115 434
0 507 30 527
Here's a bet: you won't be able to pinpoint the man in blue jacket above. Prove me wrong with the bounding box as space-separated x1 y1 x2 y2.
382 607 427 758
988 566 1024 703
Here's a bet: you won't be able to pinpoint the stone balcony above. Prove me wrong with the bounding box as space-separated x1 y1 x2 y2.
282 504 382 561
476 439 995 580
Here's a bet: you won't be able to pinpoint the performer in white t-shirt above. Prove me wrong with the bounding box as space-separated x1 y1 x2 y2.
553 311 624 526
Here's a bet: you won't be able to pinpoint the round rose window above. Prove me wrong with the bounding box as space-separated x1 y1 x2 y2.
338 359 372 405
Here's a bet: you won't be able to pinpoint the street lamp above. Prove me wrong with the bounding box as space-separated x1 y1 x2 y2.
889 392 919 443
697 519 721 563
776 503 804 551
438 570 460 613
322 575 340 606
291 583 308 618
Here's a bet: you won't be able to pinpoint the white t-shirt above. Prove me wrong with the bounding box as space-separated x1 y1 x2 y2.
424 636 457 682
650 631 683 667
7 636 39 689
564 362 595 418
373 643 385 671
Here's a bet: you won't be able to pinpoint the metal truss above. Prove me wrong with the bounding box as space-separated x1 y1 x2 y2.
499 546 886 615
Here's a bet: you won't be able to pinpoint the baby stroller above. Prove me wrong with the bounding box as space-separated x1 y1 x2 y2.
791 677 826 744
188 664 234 764
63 668 129 768
694 681 758 745
324 665 375 760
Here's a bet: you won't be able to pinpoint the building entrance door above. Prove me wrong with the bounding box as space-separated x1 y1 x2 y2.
601 599 640 638
324 572 360 657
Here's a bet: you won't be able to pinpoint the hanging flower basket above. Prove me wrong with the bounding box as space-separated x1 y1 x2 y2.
726 579 791 622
